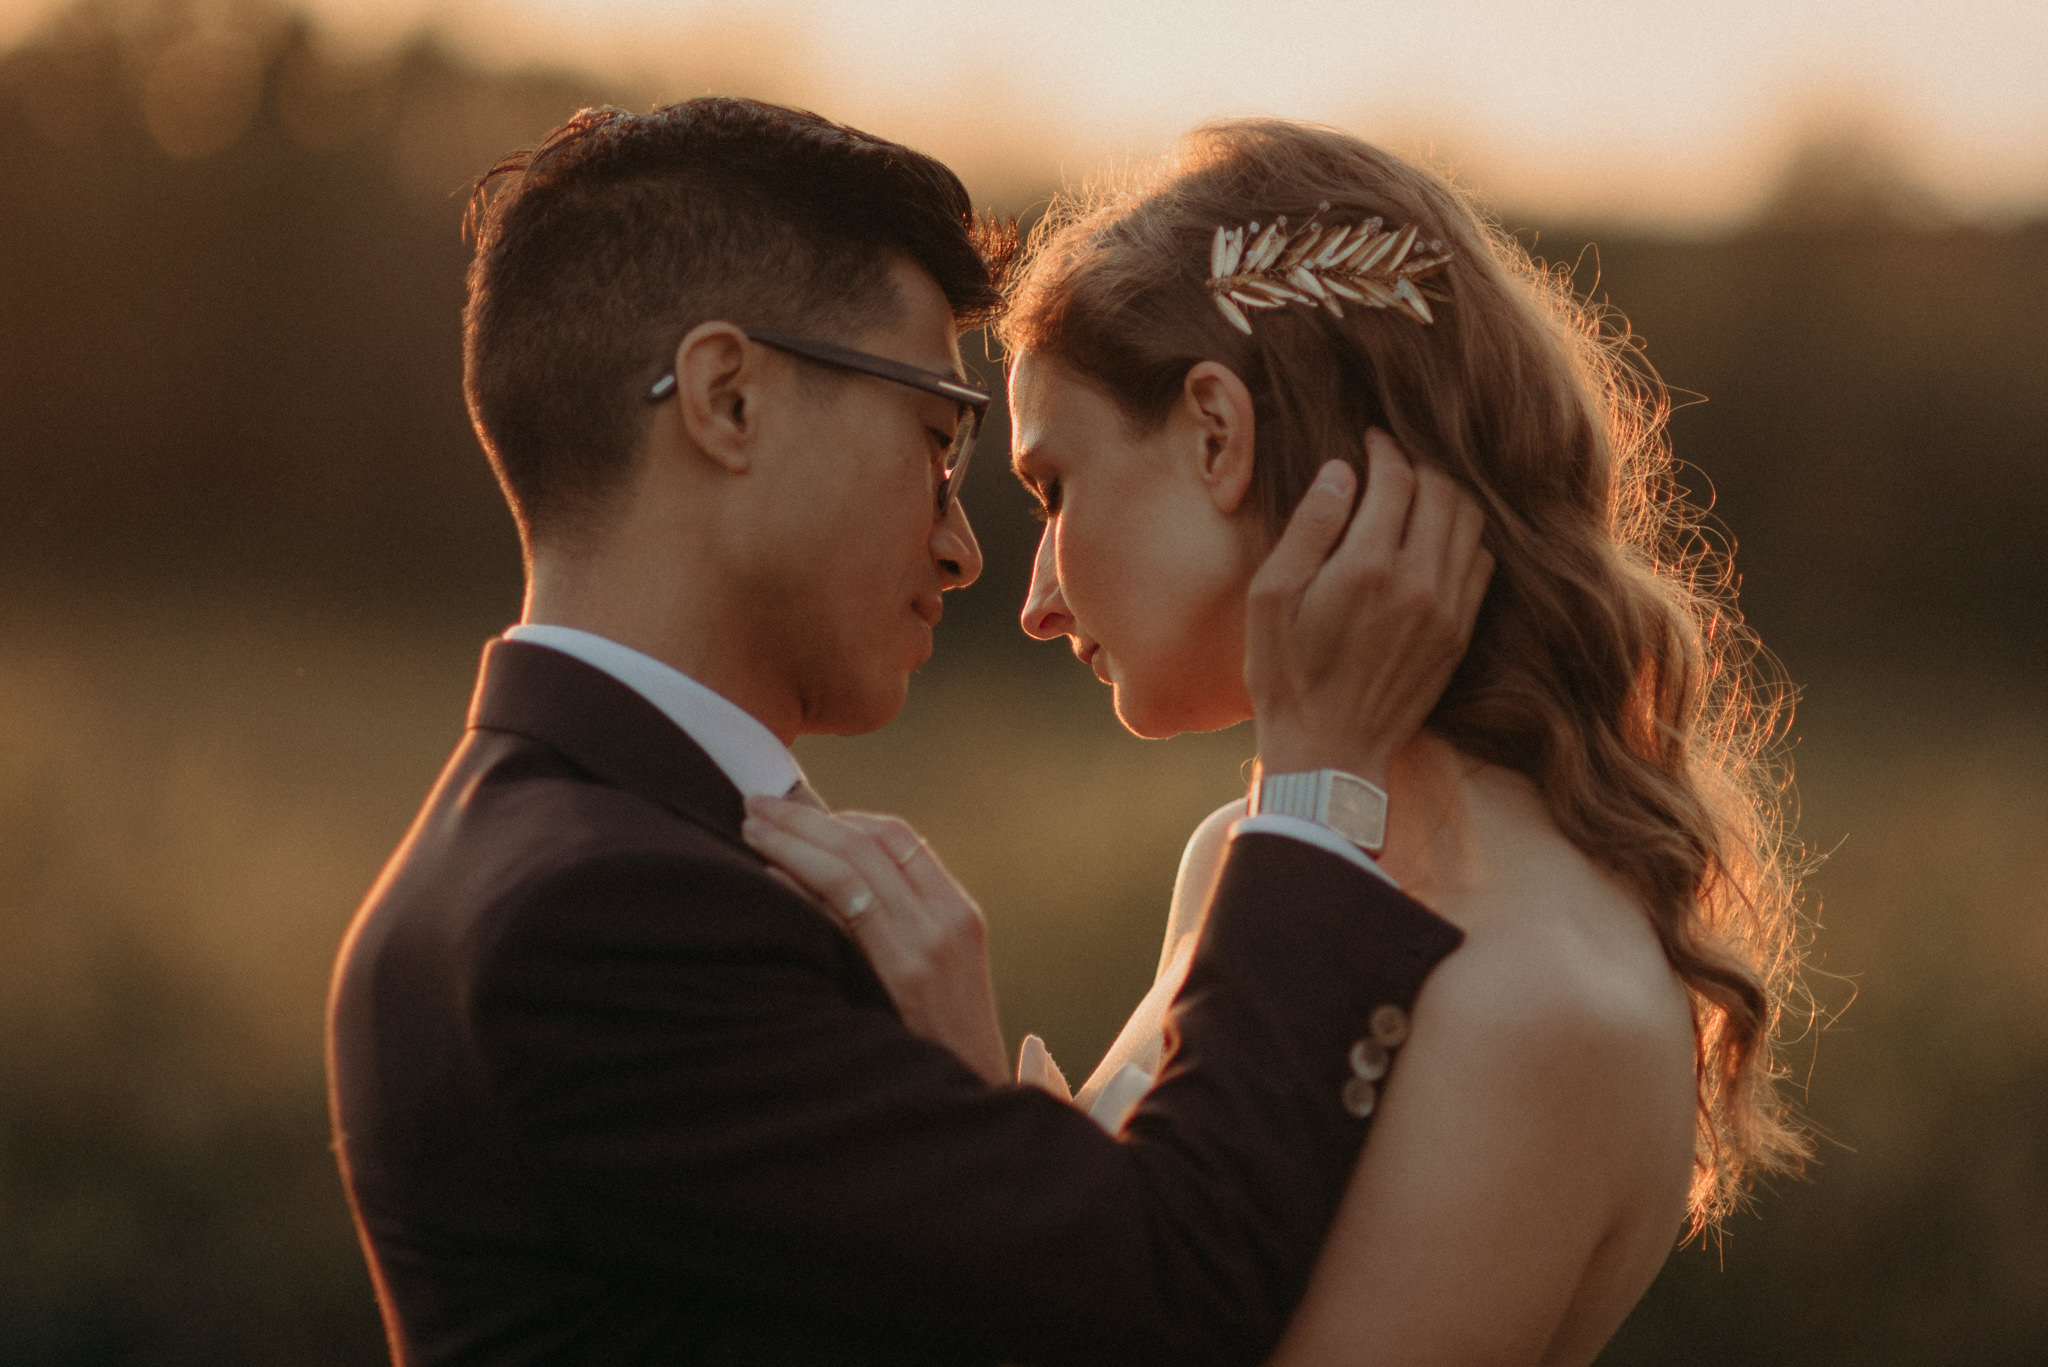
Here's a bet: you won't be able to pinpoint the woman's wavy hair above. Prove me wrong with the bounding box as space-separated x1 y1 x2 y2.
999 120 1810 1233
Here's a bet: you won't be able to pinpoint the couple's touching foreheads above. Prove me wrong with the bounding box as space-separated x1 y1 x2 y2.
327 97 1810 1366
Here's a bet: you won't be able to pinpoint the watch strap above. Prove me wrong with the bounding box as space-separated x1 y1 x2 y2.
1251 768 1388 853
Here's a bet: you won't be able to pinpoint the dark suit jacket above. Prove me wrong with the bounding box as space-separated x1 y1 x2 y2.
327 639 1463 1367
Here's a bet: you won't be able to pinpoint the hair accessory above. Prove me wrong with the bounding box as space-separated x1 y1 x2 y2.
1206 205 1452 334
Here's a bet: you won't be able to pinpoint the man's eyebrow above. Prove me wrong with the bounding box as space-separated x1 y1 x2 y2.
1009 445 1037 479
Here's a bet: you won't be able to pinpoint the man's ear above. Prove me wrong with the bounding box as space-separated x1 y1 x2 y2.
1181 360 1256 515
670 321 757 474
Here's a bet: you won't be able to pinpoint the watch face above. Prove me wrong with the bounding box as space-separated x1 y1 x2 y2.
1326 772 1387 852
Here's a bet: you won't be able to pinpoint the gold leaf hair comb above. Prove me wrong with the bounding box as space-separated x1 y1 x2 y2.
1206 206 1452 334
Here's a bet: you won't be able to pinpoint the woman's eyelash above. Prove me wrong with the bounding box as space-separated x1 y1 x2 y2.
1029 479 1061 522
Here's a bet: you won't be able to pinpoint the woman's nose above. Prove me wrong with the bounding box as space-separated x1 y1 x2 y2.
1020 525 1071 640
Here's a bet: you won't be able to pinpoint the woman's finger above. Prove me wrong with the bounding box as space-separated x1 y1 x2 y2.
835 814 991 975
1018 1033 1074 1101
748 797 920 916
761 864 813 902
838 812 928 872
840 813 975 908
739 816 879 929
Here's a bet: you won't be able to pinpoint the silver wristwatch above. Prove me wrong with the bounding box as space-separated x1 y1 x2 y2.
1249 768 1388 853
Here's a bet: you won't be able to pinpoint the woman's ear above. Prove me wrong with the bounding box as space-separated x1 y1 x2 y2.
1180 360 1256 515
670 321 757 474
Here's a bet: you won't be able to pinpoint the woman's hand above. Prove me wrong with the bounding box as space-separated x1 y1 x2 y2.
1246 430 1493 789
1016 1033 1073 1100
741 796 1010 1086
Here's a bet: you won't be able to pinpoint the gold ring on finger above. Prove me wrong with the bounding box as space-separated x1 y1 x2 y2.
845 889 876 920
888 840 923 868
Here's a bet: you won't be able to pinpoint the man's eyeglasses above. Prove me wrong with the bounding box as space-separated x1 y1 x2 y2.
646 329 990 517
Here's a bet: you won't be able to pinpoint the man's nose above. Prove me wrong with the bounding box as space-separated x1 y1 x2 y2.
933 498 983 591
1019 525 1071 640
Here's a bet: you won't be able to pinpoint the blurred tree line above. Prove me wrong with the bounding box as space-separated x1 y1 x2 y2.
3 0 2045 668
2 1 2045 1364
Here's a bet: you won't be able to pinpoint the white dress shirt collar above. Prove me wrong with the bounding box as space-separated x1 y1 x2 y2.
502 623 806 801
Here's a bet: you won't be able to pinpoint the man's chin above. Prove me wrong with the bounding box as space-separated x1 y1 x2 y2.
807 673 912 738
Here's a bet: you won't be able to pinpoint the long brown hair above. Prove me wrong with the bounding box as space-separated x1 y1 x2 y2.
1001 120 1809 1232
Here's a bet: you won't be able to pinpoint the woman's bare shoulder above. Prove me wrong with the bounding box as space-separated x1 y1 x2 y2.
1407 761 1697 1125
1418 916 1693 1098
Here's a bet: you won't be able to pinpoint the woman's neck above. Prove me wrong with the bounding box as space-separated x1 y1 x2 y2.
1376 731 1481 897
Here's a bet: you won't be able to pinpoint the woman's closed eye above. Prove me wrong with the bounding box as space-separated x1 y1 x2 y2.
1028 478 1062 522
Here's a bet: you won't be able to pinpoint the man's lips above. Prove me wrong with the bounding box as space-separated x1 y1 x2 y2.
912 597 943 629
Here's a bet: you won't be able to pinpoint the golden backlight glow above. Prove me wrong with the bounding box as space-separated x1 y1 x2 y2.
2 0 2047 1359
1 0 2042 224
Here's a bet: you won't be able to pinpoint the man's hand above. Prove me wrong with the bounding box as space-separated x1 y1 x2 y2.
1246 430 1493 789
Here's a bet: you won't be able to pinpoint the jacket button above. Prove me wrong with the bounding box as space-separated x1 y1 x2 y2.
1348 1037 1390 1081
1368 1003 1410 1049
1341 1076 1378 1118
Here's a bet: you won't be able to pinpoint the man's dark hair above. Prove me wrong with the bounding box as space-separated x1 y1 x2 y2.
461 97 1011 550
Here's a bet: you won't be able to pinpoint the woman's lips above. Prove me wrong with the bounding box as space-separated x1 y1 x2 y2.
1077 640 1107 681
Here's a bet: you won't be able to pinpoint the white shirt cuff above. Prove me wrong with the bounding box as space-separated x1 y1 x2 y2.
1233 813 1398 887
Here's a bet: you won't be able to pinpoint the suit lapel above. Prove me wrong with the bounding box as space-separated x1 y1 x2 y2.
466 639 897 1012
466 638 749 848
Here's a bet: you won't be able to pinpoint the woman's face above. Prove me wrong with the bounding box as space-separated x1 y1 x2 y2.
1007 351 1261 739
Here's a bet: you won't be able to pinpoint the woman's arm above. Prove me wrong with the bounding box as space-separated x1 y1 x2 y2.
1267 939 1694 1366
1162 798 1242 974
1073 798 1241 1111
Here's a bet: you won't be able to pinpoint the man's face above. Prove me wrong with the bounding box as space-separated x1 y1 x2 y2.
741 258 984 736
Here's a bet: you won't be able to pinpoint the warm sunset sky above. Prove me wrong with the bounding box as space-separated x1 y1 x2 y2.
7 0 2045 225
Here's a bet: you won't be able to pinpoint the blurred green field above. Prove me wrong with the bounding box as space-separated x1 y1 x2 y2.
1 585 2043 1363
4 0 2046 1359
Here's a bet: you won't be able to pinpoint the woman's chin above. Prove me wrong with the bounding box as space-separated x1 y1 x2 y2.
1111 685 1244 741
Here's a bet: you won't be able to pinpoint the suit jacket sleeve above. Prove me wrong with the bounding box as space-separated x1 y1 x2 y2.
471 829 1461 1367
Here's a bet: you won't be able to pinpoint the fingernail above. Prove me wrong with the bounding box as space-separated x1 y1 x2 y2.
740 817 767 842
1313 460 1351 494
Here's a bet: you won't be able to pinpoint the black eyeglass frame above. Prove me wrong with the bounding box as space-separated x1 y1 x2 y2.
645 329 990 516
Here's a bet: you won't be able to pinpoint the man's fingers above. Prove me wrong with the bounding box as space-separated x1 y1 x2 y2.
1359 429 1419 547
1251 459 1357 604
1437 480 1494 639
1400 465 1459 573
1326 430 1416 579
1444 487 1487 584
1457 546 1496 636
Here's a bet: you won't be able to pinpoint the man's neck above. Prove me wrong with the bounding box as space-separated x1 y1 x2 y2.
522 554 801 745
